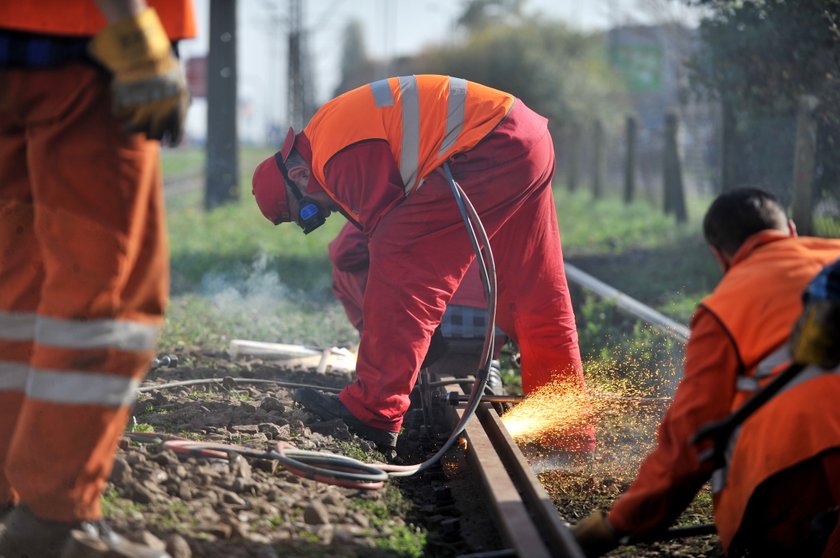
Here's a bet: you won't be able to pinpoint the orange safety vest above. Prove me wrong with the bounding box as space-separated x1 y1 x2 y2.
0 0 196 39
303 74 515 221
700 233 840 550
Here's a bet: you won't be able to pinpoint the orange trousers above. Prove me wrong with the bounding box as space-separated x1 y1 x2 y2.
0 64 168 521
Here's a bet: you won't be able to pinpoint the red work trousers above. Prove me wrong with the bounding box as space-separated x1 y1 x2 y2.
0 64 168 521
340 101 595 451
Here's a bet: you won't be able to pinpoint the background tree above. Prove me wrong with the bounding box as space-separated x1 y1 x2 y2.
406 17 631 165
687 0 840 205
332 19 382 97
456 0 525 32
330 0 633 193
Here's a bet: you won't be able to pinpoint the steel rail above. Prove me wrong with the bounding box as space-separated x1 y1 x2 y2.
441 376 586 558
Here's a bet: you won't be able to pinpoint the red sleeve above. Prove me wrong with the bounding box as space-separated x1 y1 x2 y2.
606 306 739 536
322 140 406 235
328 222 370 272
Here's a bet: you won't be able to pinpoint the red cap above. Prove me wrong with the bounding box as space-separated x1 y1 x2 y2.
252 127 297 224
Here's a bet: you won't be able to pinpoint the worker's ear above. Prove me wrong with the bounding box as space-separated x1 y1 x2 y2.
788 220 798 237
710 245 731 273
287 165 310 187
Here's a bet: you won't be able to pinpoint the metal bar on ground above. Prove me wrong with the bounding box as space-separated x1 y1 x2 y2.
479 405 586 558
564 263 690 344
441 377 586 557
444 380 553 558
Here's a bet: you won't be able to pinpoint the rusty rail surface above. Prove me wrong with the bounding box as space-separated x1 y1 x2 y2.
440 377 586 558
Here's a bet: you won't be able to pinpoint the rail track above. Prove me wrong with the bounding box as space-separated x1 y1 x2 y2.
419 374 587 558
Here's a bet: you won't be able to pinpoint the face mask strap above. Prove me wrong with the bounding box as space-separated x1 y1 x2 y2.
273 151 326 234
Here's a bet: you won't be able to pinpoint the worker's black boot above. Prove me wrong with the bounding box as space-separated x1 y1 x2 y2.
293 388 399 453
0 503 170 558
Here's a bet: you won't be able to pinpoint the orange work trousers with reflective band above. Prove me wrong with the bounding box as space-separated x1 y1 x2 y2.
0 64 168 522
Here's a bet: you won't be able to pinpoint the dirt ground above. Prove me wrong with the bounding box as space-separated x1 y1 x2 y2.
108 349 720 557
110 349 501 558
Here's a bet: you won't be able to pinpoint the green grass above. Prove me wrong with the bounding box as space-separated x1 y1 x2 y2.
128 420 156 433
577 296 683 395
350 486 428 557
161 146 204 176
101 487 145 519
164 147 339 295
161 147 358 351
555 188 721 323
335 441 377 462
555 189 692 254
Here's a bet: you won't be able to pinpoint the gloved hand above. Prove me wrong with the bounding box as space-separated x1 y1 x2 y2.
571 511 619 557
88 7 189 145
790 299 840 369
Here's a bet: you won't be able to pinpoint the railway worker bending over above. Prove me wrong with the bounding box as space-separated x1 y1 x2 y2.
328 221 508 394
572 188 840 557
0 0 194 556
251 75 595 456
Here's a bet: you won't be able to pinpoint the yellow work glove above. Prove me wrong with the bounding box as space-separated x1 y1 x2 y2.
791 300 840 369
88 7 189 145
572 511 619 557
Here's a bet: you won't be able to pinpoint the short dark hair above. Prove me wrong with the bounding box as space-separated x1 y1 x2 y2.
703 188 789 255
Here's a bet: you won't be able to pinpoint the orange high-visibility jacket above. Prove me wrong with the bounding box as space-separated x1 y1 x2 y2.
303 75 514 222
701 235 840 550
0 0 196 39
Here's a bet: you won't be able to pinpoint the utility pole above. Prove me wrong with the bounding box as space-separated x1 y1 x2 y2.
287 0 316 130
624 115 638 204
663 112 687 223
287 0 304 130
791 95 819 235
205 0 239 209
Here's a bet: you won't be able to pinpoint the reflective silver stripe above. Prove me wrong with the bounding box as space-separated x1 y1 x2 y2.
0 311 37 341
713 362 840 492
37 317 160 351
398 75 420 194
27 368 139 407
737 345 793 392
712 417 742 494
755 345 790 379
735 376 760 392
0 361 29 391
711 463 726 493
437 76 467 158
370 79 394 107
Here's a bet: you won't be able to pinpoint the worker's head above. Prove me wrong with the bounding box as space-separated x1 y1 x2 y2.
703 188 793 264
252 128 327 234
